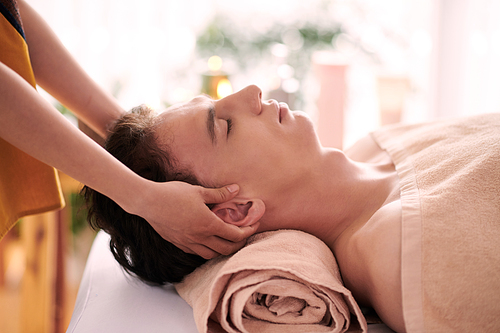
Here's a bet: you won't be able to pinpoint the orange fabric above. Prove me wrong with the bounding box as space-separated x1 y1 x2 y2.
0 11 63 239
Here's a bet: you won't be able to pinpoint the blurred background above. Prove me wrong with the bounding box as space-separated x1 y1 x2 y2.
1 0 500 331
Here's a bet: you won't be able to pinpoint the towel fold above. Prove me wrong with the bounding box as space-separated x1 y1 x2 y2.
373 113 500 332
175 230 367 333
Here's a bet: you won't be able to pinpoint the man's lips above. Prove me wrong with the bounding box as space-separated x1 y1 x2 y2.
268 99 289 123
279 102 289 123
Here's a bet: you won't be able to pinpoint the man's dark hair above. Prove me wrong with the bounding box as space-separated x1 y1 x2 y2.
81 105 207 284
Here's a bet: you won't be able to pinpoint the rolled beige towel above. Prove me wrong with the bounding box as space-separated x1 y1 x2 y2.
175 230 367 333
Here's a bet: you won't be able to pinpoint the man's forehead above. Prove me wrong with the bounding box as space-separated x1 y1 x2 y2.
160 95 211 115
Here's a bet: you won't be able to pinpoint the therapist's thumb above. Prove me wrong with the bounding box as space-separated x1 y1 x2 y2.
202 184 239 204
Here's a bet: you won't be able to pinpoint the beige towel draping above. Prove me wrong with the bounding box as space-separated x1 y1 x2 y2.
373 113 500 332
175 230 367 333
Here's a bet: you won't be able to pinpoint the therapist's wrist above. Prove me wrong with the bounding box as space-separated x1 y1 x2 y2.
112 175 163 223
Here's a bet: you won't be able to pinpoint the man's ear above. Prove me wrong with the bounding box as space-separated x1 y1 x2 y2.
211 198 265 227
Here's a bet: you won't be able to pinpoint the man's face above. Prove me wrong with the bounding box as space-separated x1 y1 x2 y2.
155 85 322 207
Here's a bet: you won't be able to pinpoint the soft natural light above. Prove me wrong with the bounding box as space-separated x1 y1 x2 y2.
208 55 223 72
28 0 500 146
216 78 233 99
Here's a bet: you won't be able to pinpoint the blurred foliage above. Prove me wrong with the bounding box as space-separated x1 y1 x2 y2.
69 192 88 236
196 15 343 79
54 101 73 116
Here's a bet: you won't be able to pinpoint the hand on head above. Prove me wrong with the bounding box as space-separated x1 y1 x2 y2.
82 103 267 283
144 181 260 259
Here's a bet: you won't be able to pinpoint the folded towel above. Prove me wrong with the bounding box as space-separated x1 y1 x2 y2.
175 230 367 333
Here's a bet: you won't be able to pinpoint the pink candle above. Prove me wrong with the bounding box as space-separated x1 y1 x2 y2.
312 51 348 149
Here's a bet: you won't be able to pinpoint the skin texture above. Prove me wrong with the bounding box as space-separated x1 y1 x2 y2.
155 85 406 331
0 0 258 259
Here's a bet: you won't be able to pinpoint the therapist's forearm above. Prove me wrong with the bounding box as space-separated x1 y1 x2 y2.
19 0 124 138
0 61 145 214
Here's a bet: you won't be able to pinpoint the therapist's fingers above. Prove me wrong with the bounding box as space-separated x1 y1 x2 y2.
208 222 260 256
190 217 259 259
182 243 219 260
200 184 239 204
173 239 220 260
197 237 245 259
179 223 259 259
216 220 260 243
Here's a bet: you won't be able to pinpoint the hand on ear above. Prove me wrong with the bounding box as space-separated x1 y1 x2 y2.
211 198 265 227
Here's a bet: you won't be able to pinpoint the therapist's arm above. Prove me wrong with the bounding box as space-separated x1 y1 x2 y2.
19 0 124 138
0 61 258 258
2 1 258 259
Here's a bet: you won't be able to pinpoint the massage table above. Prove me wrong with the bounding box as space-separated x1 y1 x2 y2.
67 231 394 333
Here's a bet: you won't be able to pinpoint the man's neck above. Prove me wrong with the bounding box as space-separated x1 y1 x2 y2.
262 148 398 251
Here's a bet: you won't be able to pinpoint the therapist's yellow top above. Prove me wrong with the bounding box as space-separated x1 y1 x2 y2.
0 0 64 239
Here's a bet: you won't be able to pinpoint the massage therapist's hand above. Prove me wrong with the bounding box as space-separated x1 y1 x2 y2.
134 181 260 259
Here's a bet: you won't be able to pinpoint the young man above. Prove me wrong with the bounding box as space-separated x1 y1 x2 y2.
85 85 500 332
0 0 257 258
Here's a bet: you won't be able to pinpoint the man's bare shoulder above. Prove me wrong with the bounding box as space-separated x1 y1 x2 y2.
355 199 405 332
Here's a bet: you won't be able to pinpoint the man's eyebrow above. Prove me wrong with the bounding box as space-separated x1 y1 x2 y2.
206 105 217 145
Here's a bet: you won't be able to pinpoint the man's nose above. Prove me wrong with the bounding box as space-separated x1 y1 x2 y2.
239 85 262 115
218 85 262 117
